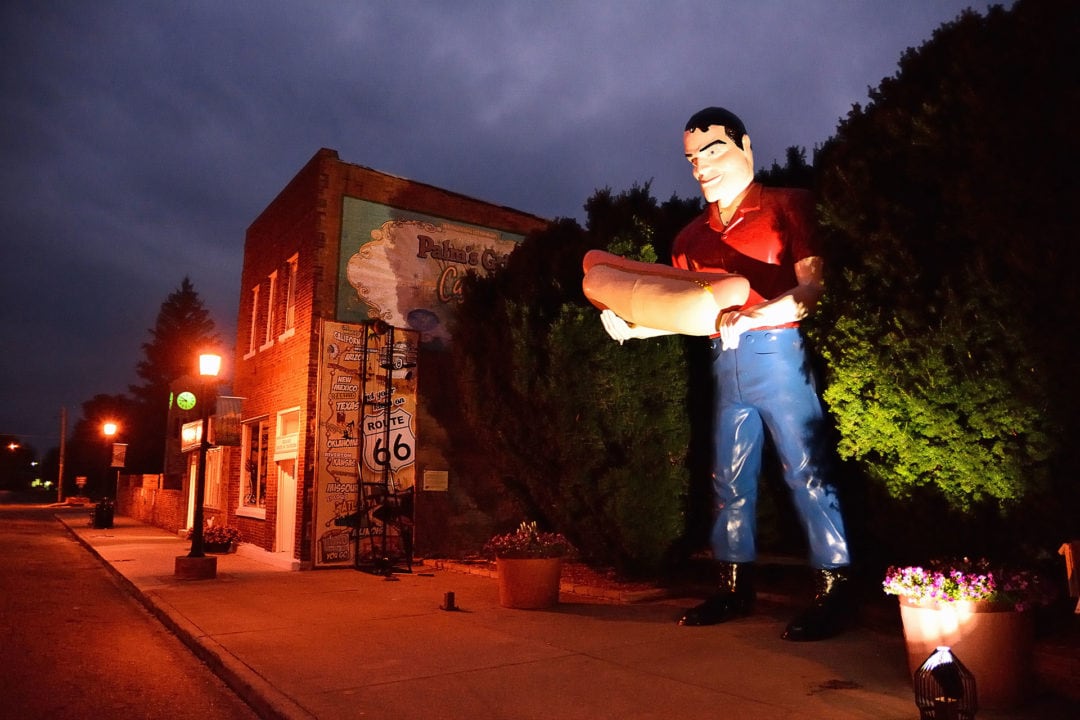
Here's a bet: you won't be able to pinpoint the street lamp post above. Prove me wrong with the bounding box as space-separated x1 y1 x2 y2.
175 351 222 580
102 421 118 499
57 407 66 504
92 421 119 529
187 353 221 559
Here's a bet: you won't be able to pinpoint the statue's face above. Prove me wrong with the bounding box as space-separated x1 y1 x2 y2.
683 125 754 206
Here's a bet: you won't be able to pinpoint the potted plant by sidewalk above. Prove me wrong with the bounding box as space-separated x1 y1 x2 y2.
883 557 1055 710
187 522 243 554
484 521 573 609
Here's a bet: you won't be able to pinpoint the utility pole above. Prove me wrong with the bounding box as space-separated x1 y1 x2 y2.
57 407 66 504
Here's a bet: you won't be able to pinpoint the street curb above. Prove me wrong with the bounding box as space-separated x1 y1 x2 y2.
140 591 316 720
57 514 314 720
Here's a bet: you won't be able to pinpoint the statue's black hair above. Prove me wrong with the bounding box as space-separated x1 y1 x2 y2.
684 107 747 149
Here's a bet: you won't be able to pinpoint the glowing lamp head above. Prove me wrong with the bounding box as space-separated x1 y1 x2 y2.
181 423 200 445
102 422 118 438
198 353 222 378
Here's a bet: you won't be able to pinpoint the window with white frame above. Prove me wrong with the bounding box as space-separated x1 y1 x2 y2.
280 253 298 340
241 417 269 515
277 407 300 456
261 270 277 350
245 285 260 358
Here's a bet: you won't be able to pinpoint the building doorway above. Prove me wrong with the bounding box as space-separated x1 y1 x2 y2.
275 459 297 556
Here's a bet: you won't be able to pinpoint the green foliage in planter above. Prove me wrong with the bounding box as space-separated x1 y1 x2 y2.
444 187 699 575
809 0 1078 519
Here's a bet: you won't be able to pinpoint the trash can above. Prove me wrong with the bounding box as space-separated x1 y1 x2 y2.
92 499 114 529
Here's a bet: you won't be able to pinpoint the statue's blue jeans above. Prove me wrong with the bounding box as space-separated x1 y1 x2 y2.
709 328 850 569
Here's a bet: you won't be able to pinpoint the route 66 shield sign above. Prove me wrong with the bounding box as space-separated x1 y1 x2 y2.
362 406 415 473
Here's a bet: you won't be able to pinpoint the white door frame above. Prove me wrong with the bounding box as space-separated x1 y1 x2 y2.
185 455 197 530
275 458 297 555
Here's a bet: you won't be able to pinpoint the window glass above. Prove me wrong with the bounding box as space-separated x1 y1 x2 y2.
284 254 298 332
243 419 269 509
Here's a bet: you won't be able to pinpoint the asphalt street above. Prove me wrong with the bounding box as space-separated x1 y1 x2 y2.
0 504 259 719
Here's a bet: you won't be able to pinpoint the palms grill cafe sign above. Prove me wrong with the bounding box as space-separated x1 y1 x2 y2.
337 197 524 342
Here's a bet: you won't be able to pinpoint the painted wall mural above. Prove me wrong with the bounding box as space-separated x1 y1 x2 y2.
337 197 524 343
313 320 419 568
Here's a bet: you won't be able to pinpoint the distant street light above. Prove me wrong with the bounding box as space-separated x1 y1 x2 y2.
187 352 222 560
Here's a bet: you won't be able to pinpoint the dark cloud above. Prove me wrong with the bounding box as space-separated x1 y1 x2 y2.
0 0 1003 449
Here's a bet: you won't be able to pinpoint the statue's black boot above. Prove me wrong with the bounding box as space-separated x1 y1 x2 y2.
677 562 754 626
782 567 853 641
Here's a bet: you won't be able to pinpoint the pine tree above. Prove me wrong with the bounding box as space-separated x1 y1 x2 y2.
757 145 815 189
126 277 219 472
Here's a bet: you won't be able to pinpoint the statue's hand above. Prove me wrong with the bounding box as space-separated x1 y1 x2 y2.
600 309 634 344
718 309 755 350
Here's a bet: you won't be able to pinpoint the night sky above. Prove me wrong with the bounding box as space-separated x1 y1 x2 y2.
1 0 1004 452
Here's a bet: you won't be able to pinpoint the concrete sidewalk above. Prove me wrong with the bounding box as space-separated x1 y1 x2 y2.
57 509 1078 720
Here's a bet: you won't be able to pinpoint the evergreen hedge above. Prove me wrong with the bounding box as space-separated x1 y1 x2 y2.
442 189 701 575
810 0 1080 557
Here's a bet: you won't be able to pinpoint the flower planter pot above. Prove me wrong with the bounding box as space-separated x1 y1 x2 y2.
899 597 1035 710
496 557 563 609
204 541 234 554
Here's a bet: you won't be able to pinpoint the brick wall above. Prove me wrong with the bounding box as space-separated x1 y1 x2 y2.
115 474 186 533
229 148 548 563
232 151 326 556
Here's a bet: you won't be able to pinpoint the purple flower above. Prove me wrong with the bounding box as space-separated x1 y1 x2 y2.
882 558 1053 611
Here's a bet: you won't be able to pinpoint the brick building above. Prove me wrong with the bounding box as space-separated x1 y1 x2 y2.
210 148 548 568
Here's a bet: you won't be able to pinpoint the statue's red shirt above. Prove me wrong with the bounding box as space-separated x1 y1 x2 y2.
671 183 819 307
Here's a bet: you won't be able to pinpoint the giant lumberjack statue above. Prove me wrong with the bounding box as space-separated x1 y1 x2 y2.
583 107 852 641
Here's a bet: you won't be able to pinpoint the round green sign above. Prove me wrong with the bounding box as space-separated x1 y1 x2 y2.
176 391 197 411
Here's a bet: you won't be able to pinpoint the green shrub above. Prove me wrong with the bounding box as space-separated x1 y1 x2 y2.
810 0 1078 545
441 189 699 575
